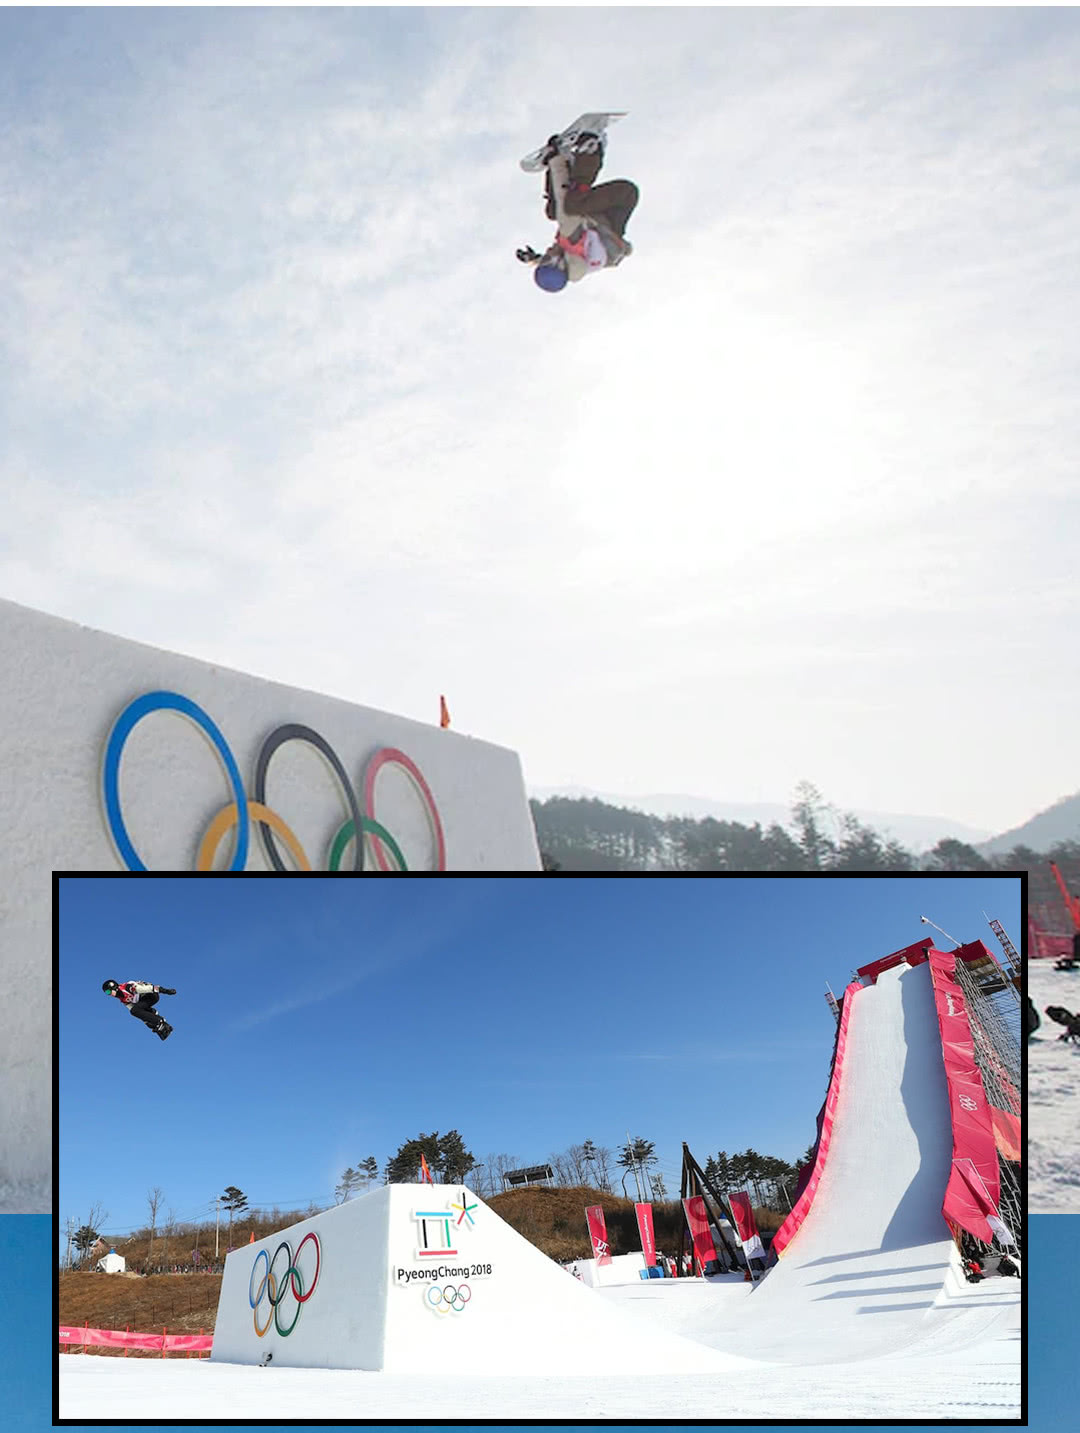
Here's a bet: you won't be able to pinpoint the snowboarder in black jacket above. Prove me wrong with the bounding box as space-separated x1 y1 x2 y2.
102 980 176 1040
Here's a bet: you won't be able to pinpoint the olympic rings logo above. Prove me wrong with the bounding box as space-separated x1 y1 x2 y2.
425 1282 471 1314
102 691 446 871
249 1233 321 1338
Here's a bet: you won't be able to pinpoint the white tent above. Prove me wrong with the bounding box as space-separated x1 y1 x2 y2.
96 1249 126 1274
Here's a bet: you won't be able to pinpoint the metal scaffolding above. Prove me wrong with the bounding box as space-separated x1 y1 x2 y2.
953 943 1022 1257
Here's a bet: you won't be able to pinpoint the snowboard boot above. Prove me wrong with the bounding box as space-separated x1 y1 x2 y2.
154 1020 173 1041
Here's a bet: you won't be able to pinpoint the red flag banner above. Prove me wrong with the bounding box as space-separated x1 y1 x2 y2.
772 981 862 1257
419 1153 434 1185
681 1196 718 1272
634 1202 656 1266
928 947 1001 1242
439 695 450 729
585 1205 612 1265
953 1159 1017 1247
728 1190 764 1261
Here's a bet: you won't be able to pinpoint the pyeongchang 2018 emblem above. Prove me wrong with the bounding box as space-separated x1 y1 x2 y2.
394 1196 489 1314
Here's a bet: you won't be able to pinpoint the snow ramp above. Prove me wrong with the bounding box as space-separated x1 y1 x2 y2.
211 1183 756 1375
728 959 1013 1365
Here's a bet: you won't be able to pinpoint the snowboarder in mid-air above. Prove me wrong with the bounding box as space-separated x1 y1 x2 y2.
517 112 639 293
102 980 176 1040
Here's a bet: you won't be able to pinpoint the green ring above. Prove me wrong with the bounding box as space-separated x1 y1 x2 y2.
329 816 408 872
275 1267 305 1336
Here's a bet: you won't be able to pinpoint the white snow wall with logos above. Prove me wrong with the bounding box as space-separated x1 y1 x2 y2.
0 597 541 1206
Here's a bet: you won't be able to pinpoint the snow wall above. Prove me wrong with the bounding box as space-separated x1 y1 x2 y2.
211 1184 741 1375
1 597 540 1202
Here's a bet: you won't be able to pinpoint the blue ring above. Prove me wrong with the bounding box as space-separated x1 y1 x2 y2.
102 691 249 871
249 1247 270 1308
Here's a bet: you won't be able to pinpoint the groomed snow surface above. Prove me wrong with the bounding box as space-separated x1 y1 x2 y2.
1030 957 1080 1211
58 963 1020 1420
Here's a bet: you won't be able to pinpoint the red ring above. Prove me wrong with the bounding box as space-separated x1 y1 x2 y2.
363 748 446 871
291 1231 321 1303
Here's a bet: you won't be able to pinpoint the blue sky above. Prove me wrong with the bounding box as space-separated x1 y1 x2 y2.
58 872 1020 1247
1 7 1077 835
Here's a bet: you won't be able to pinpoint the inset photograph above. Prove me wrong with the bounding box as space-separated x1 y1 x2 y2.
57 874 1021 1421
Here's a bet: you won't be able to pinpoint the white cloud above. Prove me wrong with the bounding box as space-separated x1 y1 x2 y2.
1 6 1077 832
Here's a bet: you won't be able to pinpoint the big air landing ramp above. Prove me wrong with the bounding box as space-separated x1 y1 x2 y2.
208 959 1019 1383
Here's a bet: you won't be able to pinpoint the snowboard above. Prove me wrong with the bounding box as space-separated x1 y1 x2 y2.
520 112 627 171
155 1021 173 1041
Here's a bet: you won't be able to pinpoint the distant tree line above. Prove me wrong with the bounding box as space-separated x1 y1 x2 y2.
533 782 1080 876
703 1146 815 1213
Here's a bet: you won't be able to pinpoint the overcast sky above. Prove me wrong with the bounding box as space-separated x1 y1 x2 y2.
2 6 1076 834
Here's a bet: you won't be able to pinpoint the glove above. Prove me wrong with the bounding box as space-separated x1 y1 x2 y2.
158 987 176 996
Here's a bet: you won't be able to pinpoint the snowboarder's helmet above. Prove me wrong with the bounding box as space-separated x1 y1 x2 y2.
102 979 118 994
534 261 568 293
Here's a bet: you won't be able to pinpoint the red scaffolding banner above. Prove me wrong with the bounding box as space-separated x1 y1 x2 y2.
773 981 861 1257
635 1202 657 1265
927 947 1001 1241
585 1205 612 1265
728 1191 764 1261
682 1196 718 1272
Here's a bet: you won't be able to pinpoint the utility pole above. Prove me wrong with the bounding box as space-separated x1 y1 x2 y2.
626 1130 643 1201
215 1198 221 1260
63 1217 76 1271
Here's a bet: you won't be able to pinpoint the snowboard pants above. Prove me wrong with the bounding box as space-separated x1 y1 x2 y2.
128 993 161 1028
564 179 639 238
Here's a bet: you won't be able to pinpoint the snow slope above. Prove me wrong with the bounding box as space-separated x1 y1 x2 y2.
611 961 1019 1369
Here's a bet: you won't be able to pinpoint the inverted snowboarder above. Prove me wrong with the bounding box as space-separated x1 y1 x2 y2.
102 979 175 1040
517 112 639 292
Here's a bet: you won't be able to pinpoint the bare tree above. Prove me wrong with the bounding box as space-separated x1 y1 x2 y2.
591 1145 616 1193
161 1207 177 1271
146 1187 164 1271
547 1151 574 1186
564 1143 593 1185
481 1152 519 1196
73 1202 110 1267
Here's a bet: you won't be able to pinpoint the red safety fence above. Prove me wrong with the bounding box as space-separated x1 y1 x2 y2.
59 1324 212 1356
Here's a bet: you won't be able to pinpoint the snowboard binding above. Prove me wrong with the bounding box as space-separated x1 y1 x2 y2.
154 1020 173 1041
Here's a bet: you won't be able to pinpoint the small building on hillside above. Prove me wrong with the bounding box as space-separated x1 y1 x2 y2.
501 1163 555 1190
96 1248 126 1274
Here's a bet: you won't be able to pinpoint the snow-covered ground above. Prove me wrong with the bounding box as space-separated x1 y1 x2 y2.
1030 957 1080 1210
57 1266 1021 1421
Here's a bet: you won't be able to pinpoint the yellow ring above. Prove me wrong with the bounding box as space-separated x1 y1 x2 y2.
253 1268 276 1337
198 801 311 871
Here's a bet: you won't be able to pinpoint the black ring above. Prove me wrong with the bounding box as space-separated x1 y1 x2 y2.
253 724 364 872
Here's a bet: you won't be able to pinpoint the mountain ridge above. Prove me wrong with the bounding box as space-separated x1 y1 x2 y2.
529 785 993 854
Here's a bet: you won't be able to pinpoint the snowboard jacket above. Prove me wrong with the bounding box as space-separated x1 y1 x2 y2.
544 151 607 283
114 981 160 1006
